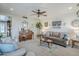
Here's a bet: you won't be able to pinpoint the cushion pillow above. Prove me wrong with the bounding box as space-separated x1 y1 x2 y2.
51 32 58 37
63 34 68 41
0 43 17 53
60 33 64 39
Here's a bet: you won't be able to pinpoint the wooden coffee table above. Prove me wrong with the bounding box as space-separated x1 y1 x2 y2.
40 36 53 48
71 39 79 48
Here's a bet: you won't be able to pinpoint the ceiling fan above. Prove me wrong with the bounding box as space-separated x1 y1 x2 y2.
32 9 47 18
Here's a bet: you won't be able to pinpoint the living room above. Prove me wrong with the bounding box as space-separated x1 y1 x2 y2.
0 3 79 56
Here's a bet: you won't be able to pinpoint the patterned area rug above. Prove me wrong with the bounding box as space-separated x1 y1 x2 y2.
20 39 79 56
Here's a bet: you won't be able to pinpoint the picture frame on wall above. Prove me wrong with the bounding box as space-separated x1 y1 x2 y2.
44 22 48 27
71 19 79 27
52 21 62 28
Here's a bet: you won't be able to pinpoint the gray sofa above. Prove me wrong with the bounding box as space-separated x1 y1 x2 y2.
42 31 68 47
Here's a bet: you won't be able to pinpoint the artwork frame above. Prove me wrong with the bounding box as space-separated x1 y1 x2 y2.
44 22 48 27
71 19 79 27
52 21 62 28
22 20 28 30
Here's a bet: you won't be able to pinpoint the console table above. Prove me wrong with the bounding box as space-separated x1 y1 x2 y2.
19 30 34 42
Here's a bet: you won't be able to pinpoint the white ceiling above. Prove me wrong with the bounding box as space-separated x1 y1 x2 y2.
0 3 78 18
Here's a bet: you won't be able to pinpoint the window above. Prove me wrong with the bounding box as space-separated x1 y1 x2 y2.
0 15 11 37
0 22 5 33
0 22 7 33
0 15 9 35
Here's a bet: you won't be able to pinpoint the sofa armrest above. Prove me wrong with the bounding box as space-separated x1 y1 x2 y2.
2 48 26 56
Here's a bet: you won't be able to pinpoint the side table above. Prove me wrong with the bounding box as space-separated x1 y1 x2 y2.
71 39 79 48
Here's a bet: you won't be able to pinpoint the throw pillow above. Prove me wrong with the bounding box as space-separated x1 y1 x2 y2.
60 33 64 39
63 34 68 40
0 43 17 53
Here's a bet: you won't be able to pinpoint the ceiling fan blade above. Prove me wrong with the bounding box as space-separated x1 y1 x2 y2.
22 16 27 19
42 11 46 13
39 11 46 15
43 15 47 16
32 10 37 13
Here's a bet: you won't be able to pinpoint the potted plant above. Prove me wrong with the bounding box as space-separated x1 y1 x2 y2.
36 22 42 36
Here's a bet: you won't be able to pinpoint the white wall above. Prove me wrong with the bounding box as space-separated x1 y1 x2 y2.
10 11 79 40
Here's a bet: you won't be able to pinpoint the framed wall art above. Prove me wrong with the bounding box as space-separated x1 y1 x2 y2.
52 21 62 28
44 22 48 27
71 19 79 27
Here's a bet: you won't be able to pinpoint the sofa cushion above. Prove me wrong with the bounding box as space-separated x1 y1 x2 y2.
51 32 60 38
50 37 59 40
45 31 51 37
0 43 17 53
60 32 64 39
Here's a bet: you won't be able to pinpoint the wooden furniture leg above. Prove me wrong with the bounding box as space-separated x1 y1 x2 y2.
72 41 74 48
40 40 43 45
48 42 52 48
47 39 53 48
71 40 79 48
